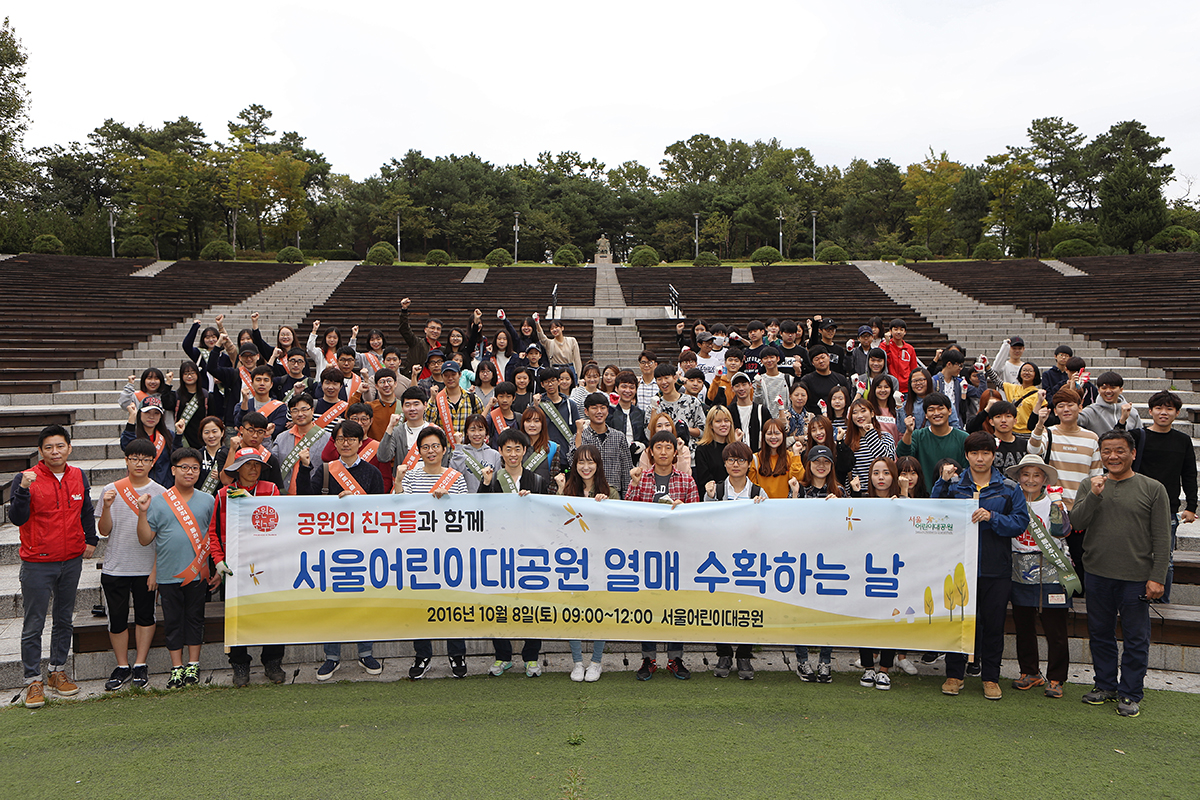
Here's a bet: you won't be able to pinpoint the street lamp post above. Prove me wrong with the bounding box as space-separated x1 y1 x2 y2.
396 213 401 262
513 211 520 265
777 210 785 259
108 208 116 258
811 210 817 260
693 213 700 260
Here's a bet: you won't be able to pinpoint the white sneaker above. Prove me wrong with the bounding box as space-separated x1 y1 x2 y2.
896 657 918 675
584 661 602 682
525 660 542 678
851 658 865 670
570 662 585 682
874 671 892 690
859 669 877 687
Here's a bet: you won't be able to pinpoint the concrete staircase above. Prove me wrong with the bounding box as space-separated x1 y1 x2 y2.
583 262 649 367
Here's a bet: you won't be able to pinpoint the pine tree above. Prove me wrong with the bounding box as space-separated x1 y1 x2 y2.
1098 145 1168 253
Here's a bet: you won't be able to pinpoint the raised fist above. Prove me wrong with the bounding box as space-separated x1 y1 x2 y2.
849 474 862 492
905 415 916 431
297 447 311 467
705 480 716 498
134 493 152 513
351 325 359 338
1090 475 1106 495
401 298 411 310
103 488 117 508
676 321 686 335
941 463 958 482
312 320 321 332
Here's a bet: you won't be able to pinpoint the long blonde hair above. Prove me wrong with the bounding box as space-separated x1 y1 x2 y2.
698 405 733 446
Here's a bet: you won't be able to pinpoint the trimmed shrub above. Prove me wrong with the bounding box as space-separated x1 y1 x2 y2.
1149 225 1197 253
895 256 907 266
876 241 902 259
816 245 849 264
901 244 933 262
276 246 304 263
31 234 65 254
628 245 660 267
199 240 236 261
694 251 720 267
971 241 1003 260
816 240 838 253
484 247 513 267
1051 238 1097 258
116 235 154 257
553 245 580 267
424 249 451 266
750 246 782 267
373 241 398 258
365 243 397 265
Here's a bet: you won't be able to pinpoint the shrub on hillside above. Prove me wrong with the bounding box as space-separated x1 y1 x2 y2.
1149 225 1197 252
694 251 720 267
1051 238 1097 258
901 245 933 262
31 234 65 254
365 243 396 265
553 245 580 267
628 245 660 267
199 240 235 260
971 241 1003 260
276 246 305 263
484 247 513 267
117 235 154 258
424 249 451 266
750 246 782 266
816 245 849 263
876 240 902 259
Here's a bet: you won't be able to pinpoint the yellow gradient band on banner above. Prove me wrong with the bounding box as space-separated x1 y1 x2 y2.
226 494 979 652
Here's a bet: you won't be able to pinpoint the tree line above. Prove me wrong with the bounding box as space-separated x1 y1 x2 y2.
0 21 1196 263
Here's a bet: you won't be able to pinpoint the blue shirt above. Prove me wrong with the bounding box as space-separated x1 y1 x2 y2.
145 490 216 585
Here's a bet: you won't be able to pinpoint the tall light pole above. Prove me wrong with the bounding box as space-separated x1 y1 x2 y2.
396 213 401 262
513 211 520 264
108 208 116 258
811 210 817 260
777 209 785 259
693 212 700 260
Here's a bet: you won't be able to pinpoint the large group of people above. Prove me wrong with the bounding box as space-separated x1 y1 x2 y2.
9 300 1191 718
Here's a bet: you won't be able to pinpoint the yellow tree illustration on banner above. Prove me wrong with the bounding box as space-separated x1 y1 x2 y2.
943 574 957 619
924 586 934 623
953 563 970 621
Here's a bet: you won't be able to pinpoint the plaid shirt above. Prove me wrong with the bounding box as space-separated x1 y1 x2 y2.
581 426 633 495
423 391 481 436
624 468 700 504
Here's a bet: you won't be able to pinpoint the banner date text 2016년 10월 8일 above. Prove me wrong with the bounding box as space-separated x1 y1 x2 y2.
225 494 978 652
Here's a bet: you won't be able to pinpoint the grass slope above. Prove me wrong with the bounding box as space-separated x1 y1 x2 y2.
2 671 1196 799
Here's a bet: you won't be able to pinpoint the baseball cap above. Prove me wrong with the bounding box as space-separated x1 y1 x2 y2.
440 361 461 374
730 371 751 385
1009 336 1025 347
857 325 873 337
138 396 164 414
807 445 833 463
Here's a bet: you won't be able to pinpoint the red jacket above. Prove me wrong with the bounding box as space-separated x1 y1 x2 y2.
9 461 97 562
880 339 918 394
207 480 281 564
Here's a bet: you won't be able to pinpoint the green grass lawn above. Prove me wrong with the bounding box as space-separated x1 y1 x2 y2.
3 670 1195 799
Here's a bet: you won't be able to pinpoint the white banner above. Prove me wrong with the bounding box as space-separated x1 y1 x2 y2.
226 495 978 650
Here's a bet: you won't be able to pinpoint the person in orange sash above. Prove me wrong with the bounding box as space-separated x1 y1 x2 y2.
234 364 289 436
318 404 390 492
95 438 166 692
216 412 285 491
299 420 385 496
423 360 481 440
335 345 374 404
135 448 216 689
207 448 284 687
378 387 436 488
120 396 175 487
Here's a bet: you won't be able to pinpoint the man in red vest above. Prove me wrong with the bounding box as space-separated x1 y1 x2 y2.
7 425 97 708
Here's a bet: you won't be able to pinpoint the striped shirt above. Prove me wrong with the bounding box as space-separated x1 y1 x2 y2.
849 429 897 485
1027 425 1101 511
401 467 468 495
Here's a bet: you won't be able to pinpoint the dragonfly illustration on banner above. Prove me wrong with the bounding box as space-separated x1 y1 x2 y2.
562 504 589 532
247 563 264 586
846 508 861 530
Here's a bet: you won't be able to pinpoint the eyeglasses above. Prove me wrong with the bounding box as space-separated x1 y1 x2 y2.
723 458 749 465
126 457 154 465
173 464 201 473
419 443 443 452
241 428 267 435
334 437 362 444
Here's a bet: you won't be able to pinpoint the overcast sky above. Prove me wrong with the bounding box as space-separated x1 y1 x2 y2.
14 0 1200 200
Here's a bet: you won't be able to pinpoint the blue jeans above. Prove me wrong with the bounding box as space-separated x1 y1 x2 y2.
1086 573 1151 702
794 645 832 663
324 642 373 661
20 558 83 682
569 640 605 663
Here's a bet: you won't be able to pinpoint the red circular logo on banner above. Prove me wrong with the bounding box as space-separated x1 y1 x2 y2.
252 506 279 532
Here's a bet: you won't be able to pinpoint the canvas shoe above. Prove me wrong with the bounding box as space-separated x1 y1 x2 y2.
488 660 513 677
817 663 832 683
896 657 918 675
1117 697 1140 717
666 657 691 680
713 656 733 678
525 660 542 678
167 666 185 689
316 659 341 681
584 661 602 682
982 681 1002 700
450 655 468 678
183 663 200 686
941 677 964 696
797 661 816 682
570 662 586 682
24 681 45 708
1012 673 1046 690
859 669 877 687
47 670 80 696
736 658 755 680
232 663 251 687
636 657 657 681
105 666 133 691
874 671 892 691
131 665 150 688
409 657 431 680
358 656 383 676
1082 686 1118 705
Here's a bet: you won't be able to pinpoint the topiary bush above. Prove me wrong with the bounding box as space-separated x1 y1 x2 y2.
199 240 236 261
424 249 451 266
971 241 1003 260
1148 225 1197 253
901 244 933 262
484 247 513 267
117 235 154 257
816 240 838 254
750 246 782 266
628 245 660 267
553 245 580 267
694 251 720 267
365 243 397 265
876 241 902 259
276 246 304 263
816 245 849 264
895 256 907 265
1051 238 1097 258
31 234 65 254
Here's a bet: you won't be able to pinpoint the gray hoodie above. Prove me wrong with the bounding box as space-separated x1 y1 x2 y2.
1077 394 1141 435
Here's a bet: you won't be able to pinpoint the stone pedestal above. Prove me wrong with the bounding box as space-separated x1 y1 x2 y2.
592 253 612 265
